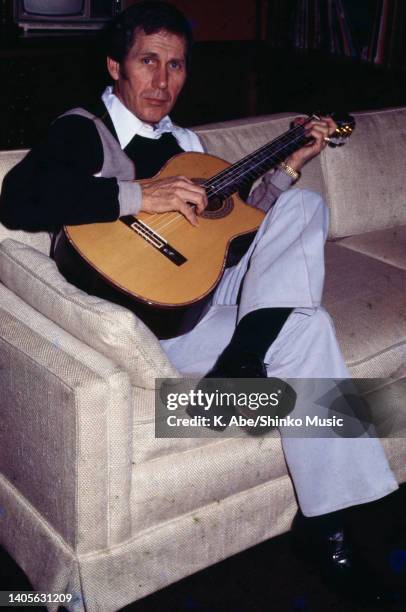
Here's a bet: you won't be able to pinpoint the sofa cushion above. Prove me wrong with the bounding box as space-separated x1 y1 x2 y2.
336 225 406 271
0 239 178 388
321 107 406 238
130 432 287 534
0 151 52 255
323 243 406 377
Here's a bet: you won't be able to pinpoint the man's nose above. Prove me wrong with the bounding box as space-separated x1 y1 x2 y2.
153 65 168 89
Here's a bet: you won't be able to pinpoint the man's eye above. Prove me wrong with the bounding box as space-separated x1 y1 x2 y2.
142 57 153 65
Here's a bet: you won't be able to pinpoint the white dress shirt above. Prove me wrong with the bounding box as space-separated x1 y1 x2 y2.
101 86 204 152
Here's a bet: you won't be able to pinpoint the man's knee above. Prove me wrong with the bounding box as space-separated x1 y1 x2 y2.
271 187 328 227
277 187 325 205
300 306 337 345
295 188 328 220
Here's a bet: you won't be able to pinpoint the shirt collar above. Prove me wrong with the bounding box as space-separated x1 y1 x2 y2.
101 86 174 149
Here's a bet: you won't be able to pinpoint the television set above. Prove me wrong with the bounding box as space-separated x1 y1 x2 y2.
14 0 123 33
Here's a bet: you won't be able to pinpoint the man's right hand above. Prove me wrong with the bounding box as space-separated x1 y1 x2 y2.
140 176 208 226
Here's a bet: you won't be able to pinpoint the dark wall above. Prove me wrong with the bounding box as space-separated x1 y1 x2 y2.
123 0 259 41
1 1 406 149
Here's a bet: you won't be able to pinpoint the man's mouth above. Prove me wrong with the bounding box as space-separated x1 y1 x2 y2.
144 98 169 106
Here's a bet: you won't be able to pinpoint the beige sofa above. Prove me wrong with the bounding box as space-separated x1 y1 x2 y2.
0 107 405 612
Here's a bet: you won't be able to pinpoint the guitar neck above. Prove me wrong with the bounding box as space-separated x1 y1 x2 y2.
204 117 314 199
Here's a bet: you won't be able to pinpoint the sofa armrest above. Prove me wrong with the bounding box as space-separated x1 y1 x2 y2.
320 107 406 238
0 283 133 554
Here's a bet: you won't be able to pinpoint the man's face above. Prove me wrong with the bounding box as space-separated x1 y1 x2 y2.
107 28 187 125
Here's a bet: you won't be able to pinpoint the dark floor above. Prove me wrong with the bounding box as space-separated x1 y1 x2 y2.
1 485 405 612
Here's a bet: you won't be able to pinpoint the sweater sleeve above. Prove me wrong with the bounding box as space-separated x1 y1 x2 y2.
247 168 293 213
0 115 122 232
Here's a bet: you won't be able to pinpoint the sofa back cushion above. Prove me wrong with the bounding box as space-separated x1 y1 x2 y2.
2 107 405 247
0 239 178 388
0 150 52 254
320 107 406 238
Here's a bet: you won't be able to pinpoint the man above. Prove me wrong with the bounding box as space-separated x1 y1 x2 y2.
0 1 402 605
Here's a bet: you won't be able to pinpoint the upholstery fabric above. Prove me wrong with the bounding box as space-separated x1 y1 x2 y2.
323 243 406 377
0 239 178 388
0 473 78 612
320 107 406 238
0 150 52 254
77 475 298 612
336 224 406 271
364 378 406 436
130 432 288 534
2 464 298 612
0 283 133 554
131 386 218 465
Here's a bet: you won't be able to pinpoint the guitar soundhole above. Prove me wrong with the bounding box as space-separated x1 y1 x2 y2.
192 178 234 219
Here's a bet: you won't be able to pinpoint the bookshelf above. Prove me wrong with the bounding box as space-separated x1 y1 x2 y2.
265 0 406 70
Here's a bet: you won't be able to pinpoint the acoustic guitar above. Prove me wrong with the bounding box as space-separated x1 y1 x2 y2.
55 112 355 339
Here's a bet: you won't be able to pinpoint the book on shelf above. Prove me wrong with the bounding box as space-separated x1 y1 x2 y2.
266 0 406 69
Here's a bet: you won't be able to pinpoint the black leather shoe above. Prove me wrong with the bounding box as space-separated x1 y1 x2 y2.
291 511 393 605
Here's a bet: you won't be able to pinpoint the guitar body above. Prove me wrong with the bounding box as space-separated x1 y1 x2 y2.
57 152 265 339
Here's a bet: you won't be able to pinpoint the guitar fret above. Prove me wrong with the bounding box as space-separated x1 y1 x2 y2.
206 129 310 200
218 127 304 178
206 132 307 195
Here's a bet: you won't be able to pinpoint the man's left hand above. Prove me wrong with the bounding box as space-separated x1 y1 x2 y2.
285 115 337 172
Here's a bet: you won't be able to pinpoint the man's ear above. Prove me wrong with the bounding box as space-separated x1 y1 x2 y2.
107 57 120 81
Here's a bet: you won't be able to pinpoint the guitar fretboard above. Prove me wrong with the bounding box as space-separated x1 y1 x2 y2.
204 118 314 200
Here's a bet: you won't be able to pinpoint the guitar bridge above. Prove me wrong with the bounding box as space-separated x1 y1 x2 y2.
120 216 187 266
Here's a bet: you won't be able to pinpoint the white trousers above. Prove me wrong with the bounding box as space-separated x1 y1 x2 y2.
161 189 398 516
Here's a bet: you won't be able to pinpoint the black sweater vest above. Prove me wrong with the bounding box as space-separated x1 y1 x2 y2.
97 101 184 179
124 132 184 179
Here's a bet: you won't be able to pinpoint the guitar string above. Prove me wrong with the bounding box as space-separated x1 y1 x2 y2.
204 121 308 185
134 114 340 233
134 122 311 237
139 123 310 235
138 212 179 251
207 117 350 194
133 118 350 253
142 131 310 243
145 128 311 238
202 121 311 192
136 116 332 242
205 130 311 194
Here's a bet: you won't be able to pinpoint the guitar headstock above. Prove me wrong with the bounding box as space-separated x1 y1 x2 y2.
312 111 356 147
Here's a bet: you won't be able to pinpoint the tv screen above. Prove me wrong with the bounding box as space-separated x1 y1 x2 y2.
23 0 84 16
14 0 122 32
